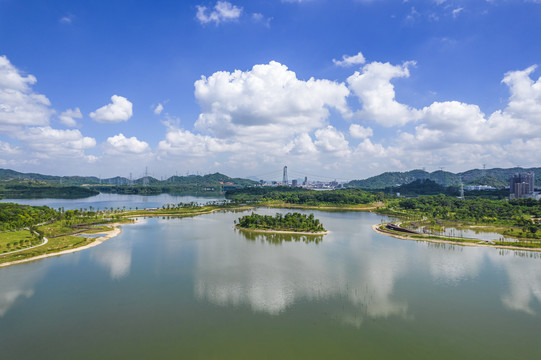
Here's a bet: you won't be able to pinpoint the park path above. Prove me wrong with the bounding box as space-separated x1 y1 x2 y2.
1 236 48 256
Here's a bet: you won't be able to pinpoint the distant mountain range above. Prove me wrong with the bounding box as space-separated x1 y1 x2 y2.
346 167 541 189
2 167 541 192
0 169 257 188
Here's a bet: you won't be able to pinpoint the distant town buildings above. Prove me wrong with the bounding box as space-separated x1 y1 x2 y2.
464 185 496 191
510 172 535 199
255 167 342 189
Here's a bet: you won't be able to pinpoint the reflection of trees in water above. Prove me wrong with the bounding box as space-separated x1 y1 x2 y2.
238 229 323 245
426 242 464 252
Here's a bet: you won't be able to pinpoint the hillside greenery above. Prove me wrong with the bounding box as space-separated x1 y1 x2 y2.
0 168 257 188
236 212 326 233
390 195 541 222
391 179 458 196
0 203 59 231
347 167 541 189
226 186 386 205
0 182 99 199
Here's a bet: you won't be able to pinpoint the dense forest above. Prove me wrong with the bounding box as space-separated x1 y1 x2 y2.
0 203 59 231
390 195 541 224
0 183 99 199
390 179 458 196
0 171 258 198
346 167 541 189
0 168 257 188
236 212 326 233
226 187 386 205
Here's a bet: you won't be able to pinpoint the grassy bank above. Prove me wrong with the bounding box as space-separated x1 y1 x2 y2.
374 223 541 251
261 201 381 211
0 204 254 266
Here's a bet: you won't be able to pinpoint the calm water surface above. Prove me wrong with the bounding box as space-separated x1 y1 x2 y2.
1 207 540 359
0 192 225 210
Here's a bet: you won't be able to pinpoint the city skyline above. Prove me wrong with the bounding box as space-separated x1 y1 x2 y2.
1 0 541 179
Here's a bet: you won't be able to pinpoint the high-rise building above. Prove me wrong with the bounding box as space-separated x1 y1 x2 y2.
510 172 535 199
292 179 298 187
514 182 530 199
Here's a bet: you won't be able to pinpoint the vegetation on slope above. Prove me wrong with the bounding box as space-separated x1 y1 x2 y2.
346 167 541 189
0 203 123 260
226 186 386 205
0 182 99 199
236 212 326 233
0 203 58 231
0 168 257 188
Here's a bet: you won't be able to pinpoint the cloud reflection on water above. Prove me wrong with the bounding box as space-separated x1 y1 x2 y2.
489 252 541 315
423 242 541 315
90 238 132 280
195 227 409 320
0 264 46 317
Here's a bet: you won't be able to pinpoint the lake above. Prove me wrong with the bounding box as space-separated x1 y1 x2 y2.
1 205 540 359
0 192 226 211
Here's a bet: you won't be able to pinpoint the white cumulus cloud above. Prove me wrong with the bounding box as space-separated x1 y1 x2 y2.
315 126 350 156
347 61 421 127
196 1 242 25
194 61 351 145
105 133 150 155
0 55 53 132
286 133 317 155
158 126 241 157
0 140 20 155
90 95 133 123
349 124 373 139
333 52 366 67
15 126 96 158
58 108 82 127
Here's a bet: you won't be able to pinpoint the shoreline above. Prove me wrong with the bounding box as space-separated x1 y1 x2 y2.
0 225 123 268
372 223 541 252
0 206 254 268
122 205 256 218
235 225 328 235
263 203 378 211
3 204 540 268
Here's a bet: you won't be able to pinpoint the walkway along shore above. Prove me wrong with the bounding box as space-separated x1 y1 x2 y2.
0 206 255 268
0 226 122 268
372 223 541 252
5 204 539 268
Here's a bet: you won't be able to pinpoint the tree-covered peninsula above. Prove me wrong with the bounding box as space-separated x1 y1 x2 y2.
236 212 327 234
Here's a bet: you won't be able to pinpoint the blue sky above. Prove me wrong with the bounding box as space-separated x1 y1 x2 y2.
1 0 541 181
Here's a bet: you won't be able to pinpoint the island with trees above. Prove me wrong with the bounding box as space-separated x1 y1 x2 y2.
235 212 327 235
226 187 541 250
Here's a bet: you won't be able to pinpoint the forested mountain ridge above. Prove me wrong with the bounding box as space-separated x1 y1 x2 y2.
0 169 257 187
347 167 541 189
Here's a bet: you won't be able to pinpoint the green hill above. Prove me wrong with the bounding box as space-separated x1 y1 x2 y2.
347 167 541 189
0 169 258 198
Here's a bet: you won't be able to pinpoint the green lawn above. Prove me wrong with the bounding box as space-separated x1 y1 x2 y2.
0 233 94 264
0 230 39 254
